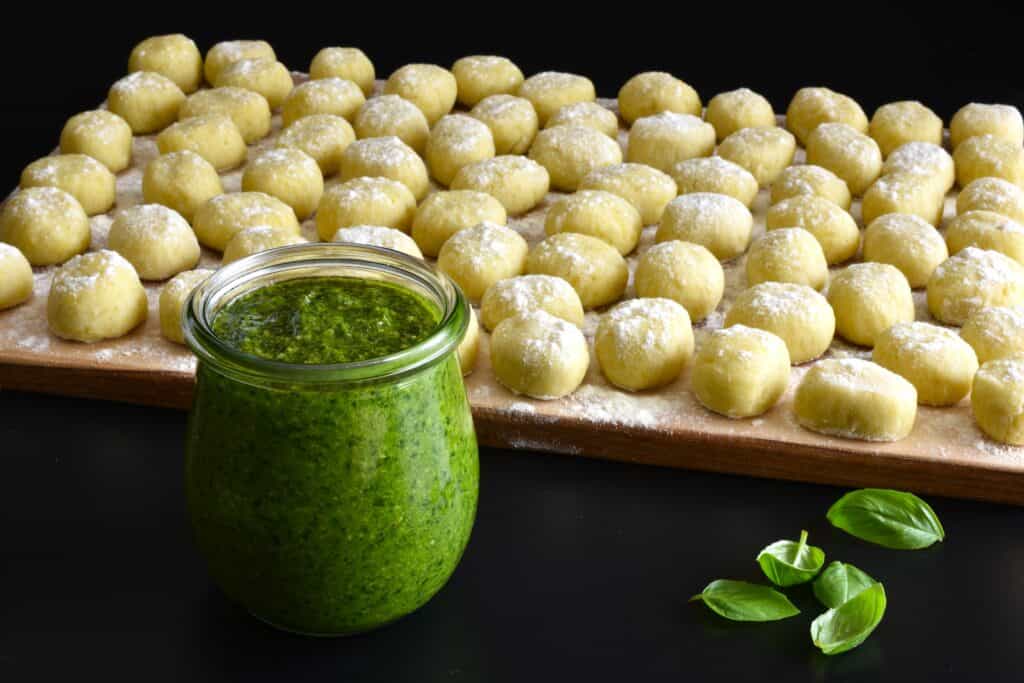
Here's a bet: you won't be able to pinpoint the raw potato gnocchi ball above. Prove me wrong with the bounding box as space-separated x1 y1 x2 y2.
490 310 589 400
579 163 677 226
785 87 869 146
107 204 200 280
945 210 1024 263
973 359 1024 444
437 222 528 301
129 34 202 93
331 225 423 258
927 247 1024 325
957 177 1024 222
47 250 148 343
222 226 308 265
717 126 796 186
340 136 429 200
545 101 618 138
179 86 271 144
745 228 829 291
452 56 524 107
107 71 185 134
634 240 723 321
213 58 293 109
626 112 714 174
828 263 914 347
425 114 496 186
766 195 859 265
469 94 538 155
770 164 852 210
794 358 917 441
868 101 943 157
451 156 550 215
0 244 33 310
656 193 752 260
518 71 596 126
862 213 948 288
954 135 1024 189
670 157 759 209
156 114 248 171
705 88 775 142
281 78 365 127
277 114 355 176
526 232 628 309
529 125 622 191
882 141 955 194
20 154 116 216
961 307 1024 364
544 190 642 255
596 298 694 391
353 95 430 154
316 176 416 240
412 190 507 257
726 282 835 363
873 322 978 406
691 325 791 418
384 64 457 125
204 40 275 85
159 269 212 344
618 71 700 125
806 123 882 195
950 103 1024 149
458 306 480 375
242 148 323 220
193 192 299 252
143 151 223 222
0 187 89 265
310 47 375 96
59 110 133 173
480 274 585 331
861 172 944 226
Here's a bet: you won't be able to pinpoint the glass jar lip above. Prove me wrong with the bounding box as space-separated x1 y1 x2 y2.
183 243 469 386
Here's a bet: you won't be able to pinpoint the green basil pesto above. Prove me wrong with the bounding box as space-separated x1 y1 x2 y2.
186 276 478 635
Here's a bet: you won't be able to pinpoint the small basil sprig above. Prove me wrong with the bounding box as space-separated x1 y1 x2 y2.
810 582 887 655
813 561 877 609
690 579 800 622
826 488 945 549
757 530 826 586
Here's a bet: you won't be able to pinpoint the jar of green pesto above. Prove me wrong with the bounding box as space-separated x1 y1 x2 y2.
183 244 478 636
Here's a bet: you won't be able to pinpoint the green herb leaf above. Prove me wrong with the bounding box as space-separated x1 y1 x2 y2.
690 579 800 622
756 530 826 586
826 488 945 550
810 582 887 655
813 561 877 609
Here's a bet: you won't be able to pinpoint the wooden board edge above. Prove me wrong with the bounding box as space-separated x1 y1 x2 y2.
0 361 193 409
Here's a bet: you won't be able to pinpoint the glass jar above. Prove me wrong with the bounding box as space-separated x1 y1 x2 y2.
183 244 478 636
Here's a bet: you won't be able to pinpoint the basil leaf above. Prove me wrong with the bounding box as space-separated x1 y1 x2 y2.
690 579 800 622
756 529 826 586
813 561 877 609
826 488 945 550
810 582 887 655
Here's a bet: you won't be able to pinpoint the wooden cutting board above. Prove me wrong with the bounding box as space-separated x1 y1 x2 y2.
2 74 1022 505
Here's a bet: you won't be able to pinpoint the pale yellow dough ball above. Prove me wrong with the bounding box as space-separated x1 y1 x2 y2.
469 94 539 155
785 87 869 146
243 148 323 221
437 221 528 301
806 123 882 195
770 164 851 209
316 177 416 240
546 101 618 138
0 187 89 265
213 58 293 109
204 40 275 85
794 358 917 441
862 213 947 288
159 269 212 344
717 126 796 186
945 210 1024 264
451 155 551 216
480 274 585 331
950 103 1024 149
957 177 1024 222
20 154 115 216
107 71 185 134
961 306 1024 364
179 86 271 144
458 306 480 376
353 95 430 154
618 71 701 125
0 244 33 310
340 136 429 200
426 114 496 186
670 157 759 209
861 172 944 227
873 321 978 406
384 64 457 125
745 228 829 291
309 47 375 96
277 114 355 176
868 101 943 157
634 240 723 321
579 163 677 225
518 71 596 126
656 193 752 260
107 204 200 280
47 250 148 343
331 225 423 258
59 110 133 173
526 232 628 309
882 141 955 194
143 151 223 222
412 190 507 258
452 56 524 107
626 112 714 174
972 359 1024 444
529 125 622 191
596 298 694 391
954 135 1024 189
222 226 308 265
928 247 1024 325
828 262 915 347
193 192 300 252
705 88 775 142
129 34 202 93
490 310 589 400
692 325 791 418
726 282 835 363
281 78 365 127
766 195 859 265
545 190 642 255
156 114 247 171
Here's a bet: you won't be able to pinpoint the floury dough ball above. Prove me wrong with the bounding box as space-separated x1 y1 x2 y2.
805 123 882 195
276 114 356 176
526 232 628 310
944 210 1024 264
927 247 1024 325
0 187 90 266
340 136 429 201
617 71 701 125
242 148 323 220
579 163 677 226
725 282 835 364
744 228 829 291
717 126 796 186
950 103 1024 149
281 78 365 127
451 155 550 215
882 141 955 194
705 88 775 142
973 359 1024 445
143 151 223 222
452 56 524 107
425 114 496 186
626 112 715 174
20 154 116 216
331 225 423 258
156 114 248 171
353 95 431 154
204 40 275 85
59 110 133 173
596 298 694 391
529 125 622 191
794 358 917 442
309 47 375 96
159 269 212 344
544 190 642 255
107 71 185 134
479 274 585 331
961 306 1024 364
634 240 723 321
179 86 272 144
957 177 1024 223
670 157 759 209
129 34 203 93
384 63 457 125
785 87 869 146
193 192 300 251
222 226 308 265
490 310 590 400
691 325 791 418
868 101 943 157
766 195 859 265
411 190 507 258
862 213 948 288
316 177 416 240
656 193 752 261
954 135 1024 189
872 322 979 406
0 244 33 310
827 263 915 347
770 164 852 210
213 58 293 110
47 250 148 343
545 102 618 138
469 94 539 155
518 71 596 126
107 204 200 280
861 172 944 227
436 222 529 301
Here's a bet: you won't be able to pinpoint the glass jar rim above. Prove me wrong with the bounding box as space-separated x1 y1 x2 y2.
183 243 469 387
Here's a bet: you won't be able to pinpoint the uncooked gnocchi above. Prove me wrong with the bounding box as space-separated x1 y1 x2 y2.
545 190 642 255
412 190 507 258
526 232 628 309
691 325 791 418
827 263 914 347
596 298 694 391
479 274 585 331
873 322 978 406
927 247 1024 325
579 163 677 225
725 282 835 363
437 222 529 300
490 310 589 400
529 124 622 191
656 193 753 261
316 176 416 240
340 136 429 200
626 112 714 174
634 240 723 321
450 155 550 215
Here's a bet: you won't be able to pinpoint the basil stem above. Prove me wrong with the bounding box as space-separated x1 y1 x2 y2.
826 488 945 549
810 582 887 655
756 529 826 586
690 579 800 622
